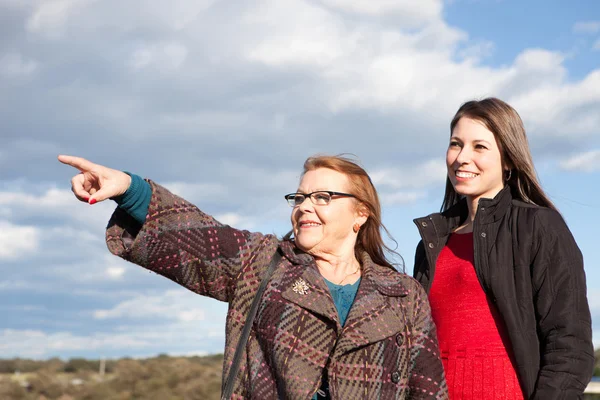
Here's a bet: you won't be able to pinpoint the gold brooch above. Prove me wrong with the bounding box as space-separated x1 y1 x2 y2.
292 279 309 295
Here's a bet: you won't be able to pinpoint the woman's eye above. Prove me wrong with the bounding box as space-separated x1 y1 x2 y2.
449 141 460 147
475 144 488 150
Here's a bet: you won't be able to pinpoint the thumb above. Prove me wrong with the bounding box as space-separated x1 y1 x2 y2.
88 187 113 205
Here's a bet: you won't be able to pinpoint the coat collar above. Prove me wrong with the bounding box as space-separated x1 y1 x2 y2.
278 241 409 355
333 251 409 357
476 184 513 223
278 241 409 296
279 241 340 330
414 185 514 238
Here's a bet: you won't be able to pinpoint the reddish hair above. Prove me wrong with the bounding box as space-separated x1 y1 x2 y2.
293 154 401 270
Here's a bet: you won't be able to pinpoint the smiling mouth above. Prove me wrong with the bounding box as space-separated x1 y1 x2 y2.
298 222 321 228
455 171 479 178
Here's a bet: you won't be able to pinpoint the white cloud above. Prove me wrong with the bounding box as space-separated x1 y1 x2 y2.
162 181 229 202
513 49 565 75
0 185 115 229
0 291 228 358
380 191 426 206
0 0 35 7
46 226 100 243
213 212 257 230
129 41 189 71
93 290 207 322
106 267 126 279
320 0 442 23
0 220 40 259
0 329 150 358
0 305 45 312
457 40 495 62
559 150 600 172
126 0 217 31
244 0 350 69
0 316 227 358
0 280 37 291
5 0 597 160
25 0 93 38
0 53 37 79
371 159 447 189
509 70 600 138
46 255 136 284
157 110 253 134
0 187 74 208
573 21 600 34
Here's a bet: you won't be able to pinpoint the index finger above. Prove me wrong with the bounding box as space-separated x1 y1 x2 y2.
57 155 97 173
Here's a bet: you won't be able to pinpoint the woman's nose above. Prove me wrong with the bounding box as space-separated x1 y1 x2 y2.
298 197 314 212
455 147 471 165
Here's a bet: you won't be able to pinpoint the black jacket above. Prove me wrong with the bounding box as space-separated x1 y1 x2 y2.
413 186 594 400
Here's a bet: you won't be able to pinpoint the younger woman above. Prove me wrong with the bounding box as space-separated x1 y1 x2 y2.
413 98 594 399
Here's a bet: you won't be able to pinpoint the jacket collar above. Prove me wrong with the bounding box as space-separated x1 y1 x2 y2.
415 185 513 238
278 241 409 354
476 184 513 224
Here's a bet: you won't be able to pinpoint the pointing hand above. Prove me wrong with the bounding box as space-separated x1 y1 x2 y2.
58 155 132 204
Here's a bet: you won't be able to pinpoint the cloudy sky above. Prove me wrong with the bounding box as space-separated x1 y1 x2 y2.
1 0 599 359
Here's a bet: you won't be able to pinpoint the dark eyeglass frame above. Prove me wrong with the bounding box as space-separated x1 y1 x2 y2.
284 191 356 207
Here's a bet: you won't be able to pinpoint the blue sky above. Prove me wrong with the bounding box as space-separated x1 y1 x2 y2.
1 0 599 359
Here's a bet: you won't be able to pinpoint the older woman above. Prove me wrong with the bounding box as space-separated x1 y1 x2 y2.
59 154 447 400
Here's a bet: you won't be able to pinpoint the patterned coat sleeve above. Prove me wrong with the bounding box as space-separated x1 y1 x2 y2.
105 180 278 303
408 280 448 399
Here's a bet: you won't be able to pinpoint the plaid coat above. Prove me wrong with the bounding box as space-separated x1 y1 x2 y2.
106 182 447 400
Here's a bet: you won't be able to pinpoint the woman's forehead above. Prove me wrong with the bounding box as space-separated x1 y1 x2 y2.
298 168 350 191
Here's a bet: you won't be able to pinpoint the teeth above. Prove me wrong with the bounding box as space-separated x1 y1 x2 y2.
456 171 478 178
301 223 320 227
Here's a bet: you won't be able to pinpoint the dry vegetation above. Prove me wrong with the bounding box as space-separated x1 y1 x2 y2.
0 350 597 399
0 354 223 400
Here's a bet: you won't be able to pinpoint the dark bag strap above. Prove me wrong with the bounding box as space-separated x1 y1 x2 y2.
221 247 283 400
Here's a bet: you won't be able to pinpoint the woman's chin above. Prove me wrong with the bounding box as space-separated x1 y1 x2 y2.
295 239 319 255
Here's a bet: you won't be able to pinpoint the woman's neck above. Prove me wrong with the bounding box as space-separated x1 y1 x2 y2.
458 185 505 233
454 196 480 234
314 252 361 285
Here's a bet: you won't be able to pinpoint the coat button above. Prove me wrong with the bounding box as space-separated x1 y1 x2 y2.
428 243 434 249
421 221 428 227
396 334 404 346
391 371 400 383
481 232 487 238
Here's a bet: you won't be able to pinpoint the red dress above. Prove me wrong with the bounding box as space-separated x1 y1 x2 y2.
429 232 524 399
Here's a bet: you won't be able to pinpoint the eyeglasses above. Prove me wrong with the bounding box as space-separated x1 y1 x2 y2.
284 191 356 207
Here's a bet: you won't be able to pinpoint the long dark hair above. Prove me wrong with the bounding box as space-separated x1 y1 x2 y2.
289 155 402 271
442 98 557 212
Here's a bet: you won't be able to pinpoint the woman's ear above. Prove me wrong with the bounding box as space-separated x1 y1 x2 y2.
356 204 369 225
503 158 514 171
